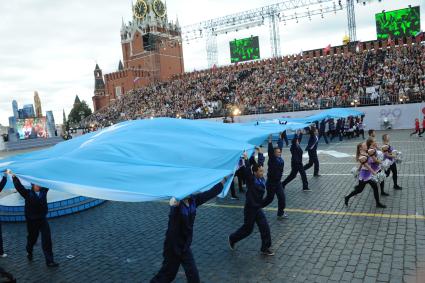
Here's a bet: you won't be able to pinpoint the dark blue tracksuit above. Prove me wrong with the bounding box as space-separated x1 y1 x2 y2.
263 142 286 216
318 120 329 144
329 120 336 140
0 176 6 255
12 176 54 264
230 159 246 197
336 119 343 141
282 143 309 190
278 132 289 149
229 158 271 252
303 134 320 175
231 154 264 197
151 182 224 283
235 159 246 192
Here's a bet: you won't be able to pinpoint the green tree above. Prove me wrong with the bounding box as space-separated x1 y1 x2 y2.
68 97 92 125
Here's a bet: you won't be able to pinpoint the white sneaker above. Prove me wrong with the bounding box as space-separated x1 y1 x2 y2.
277 213 289 220
0 253 7 258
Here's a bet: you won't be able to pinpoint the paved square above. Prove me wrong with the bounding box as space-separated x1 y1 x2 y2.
1 129 424 282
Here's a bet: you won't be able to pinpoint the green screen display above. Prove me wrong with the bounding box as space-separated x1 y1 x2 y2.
375 6 421 39
229 36 260 63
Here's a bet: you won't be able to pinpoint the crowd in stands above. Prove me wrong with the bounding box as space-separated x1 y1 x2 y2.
84 43 425 127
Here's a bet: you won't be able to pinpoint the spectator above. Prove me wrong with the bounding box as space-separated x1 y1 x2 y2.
83 44 425 127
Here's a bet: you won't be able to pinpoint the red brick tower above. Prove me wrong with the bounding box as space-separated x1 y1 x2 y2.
92 0 184 111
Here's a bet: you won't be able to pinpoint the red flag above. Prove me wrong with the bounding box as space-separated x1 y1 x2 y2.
323 44 331 54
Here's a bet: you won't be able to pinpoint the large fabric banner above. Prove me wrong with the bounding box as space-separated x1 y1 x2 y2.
0 118 309 202
278 108 364 124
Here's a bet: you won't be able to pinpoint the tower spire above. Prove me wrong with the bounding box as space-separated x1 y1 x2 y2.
175 15 180 27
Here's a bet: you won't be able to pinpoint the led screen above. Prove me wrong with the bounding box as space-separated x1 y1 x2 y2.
16 118 49 140
230 36 260 63
376 6 421 39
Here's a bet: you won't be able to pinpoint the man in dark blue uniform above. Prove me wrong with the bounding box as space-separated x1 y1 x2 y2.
336 119 343 141
318 119 329 144
8 171 59 267
234 160 246 193
303 127 320 177
0 174 7 258
228 152 274 256
282 138 310 191
229 178 239 200
151 178 227 283
328 119 336 141
229 158 246 200
262 135 287 219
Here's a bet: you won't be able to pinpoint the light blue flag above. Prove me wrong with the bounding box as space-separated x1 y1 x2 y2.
279 108 364 124
0 118 308 202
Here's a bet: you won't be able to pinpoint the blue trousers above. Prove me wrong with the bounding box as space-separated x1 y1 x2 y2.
263 181 286 216
151 248 200 283
318 131 329 144
26 218 54 264
303 151 319 175
282 162 309 190
230 206 271 251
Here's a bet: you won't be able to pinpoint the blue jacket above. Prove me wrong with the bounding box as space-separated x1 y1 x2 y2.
305 134 319 152
164 182 223 255
13 176 49 220
290 143 304 164
244 157 267 208
267 142 284 183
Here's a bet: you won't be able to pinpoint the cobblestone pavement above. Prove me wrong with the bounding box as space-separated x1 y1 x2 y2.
0 130 424 282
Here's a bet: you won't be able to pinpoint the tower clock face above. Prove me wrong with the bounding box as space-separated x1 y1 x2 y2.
133 0 148 19
153 0 166 18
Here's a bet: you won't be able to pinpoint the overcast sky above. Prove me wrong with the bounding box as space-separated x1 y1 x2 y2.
0 0 423 125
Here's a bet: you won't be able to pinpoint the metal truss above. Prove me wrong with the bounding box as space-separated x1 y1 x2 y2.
181 0 346 67
269 8 281 58
346 0 357 42
206 33 218 67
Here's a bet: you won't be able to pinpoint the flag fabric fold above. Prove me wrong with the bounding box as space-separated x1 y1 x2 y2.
0 118 307 202
0 109 361 202
278 108 364 124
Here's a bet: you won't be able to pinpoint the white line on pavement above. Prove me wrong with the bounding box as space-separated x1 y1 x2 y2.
294 173 425 177
319 161 423 165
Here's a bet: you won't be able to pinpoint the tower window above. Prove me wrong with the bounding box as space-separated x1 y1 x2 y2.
115 86 122 98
